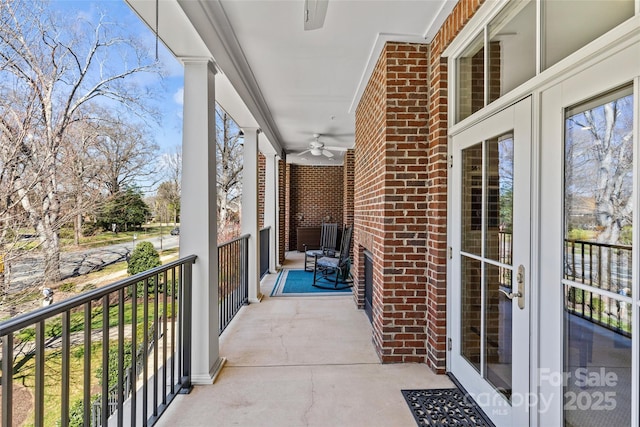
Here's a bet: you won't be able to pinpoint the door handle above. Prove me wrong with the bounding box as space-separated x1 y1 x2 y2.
498 265 525 310
498 288 521 300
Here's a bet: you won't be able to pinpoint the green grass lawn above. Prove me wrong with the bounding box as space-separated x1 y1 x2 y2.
15 297 176 343
59 224 179 250
13 298 176 426
15 341 106 427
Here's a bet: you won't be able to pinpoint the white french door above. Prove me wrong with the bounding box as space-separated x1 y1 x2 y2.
449 97 532 427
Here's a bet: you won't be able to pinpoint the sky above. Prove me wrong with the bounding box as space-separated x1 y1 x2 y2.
51 0 185 157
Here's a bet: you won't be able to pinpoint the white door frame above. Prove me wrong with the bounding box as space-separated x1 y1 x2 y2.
446 13 640 427
538 45 640 427
448 97 532 427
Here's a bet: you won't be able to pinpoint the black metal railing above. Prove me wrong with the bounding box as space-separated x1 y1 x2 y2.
564 239 632 336
0 255 196 427
218 235 249 334
259 227 270 279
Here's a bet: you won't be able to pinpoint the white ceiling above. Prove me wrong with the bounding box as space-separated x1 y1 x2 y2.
127 0 455 165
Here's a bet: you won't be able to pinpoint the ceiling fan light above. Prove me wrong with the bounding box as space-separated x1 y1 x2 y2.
310 147 322 156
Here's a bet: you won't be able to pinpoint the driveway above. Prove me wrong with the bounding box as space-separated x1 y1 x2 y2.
6 235 180 291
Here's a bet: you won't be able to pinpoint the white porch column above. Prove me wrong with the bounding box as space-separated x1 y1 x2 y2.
264 153 278 273
241 127 262 303
180 58 224 384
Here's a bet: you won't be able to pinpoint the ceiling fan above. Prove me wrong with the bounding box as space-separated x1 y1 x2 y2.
304 0 329 31
297 134 347 158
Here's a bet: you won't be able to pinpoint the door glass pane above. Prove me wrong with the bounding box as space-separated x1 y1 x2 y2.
485 133 513 263
563 86 633 427
488 0 536 103
462 143 483 256
543 0 634 70
457 33 485 122
461 255 482 373
485 264 512 401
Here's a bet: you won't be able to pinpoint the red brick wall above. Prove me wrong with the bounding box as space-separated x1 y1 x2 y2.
285 163 291 253
353 44 386 315
354 42 430 364
353 0 484 371
258 153 265 229
288 165 344 251
343 150 355 228
278 158 287 264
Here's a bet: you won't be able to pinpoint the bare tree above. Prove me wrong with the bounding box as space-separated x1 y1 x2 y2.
59 116 104 245
95 117 159 197
156 146 181 225
155 181 180 226
0 0 160 284
215 105 243 234
566 95 633 244
565 94 633 293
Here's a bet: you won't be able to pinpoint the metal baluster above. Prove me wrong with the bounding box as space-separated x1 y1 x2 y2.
61 311 71 427
170 266 176 394
102 295 110 426
2 334 13 427
130 283 137 427
153 273 159 416
177 265 183 391
35 320 45 426
84 302 92 424
182 262 193 392
117 288 125 426
143 278 149 423
163 269 168 405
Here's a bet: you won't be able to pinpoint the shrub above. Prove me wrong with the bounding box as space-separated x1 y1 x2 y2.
127 242 160 276
568 228 590 241
96 342 133 388
590 297 604 316
567 287 584 305
81 221 100 236
59 282 76 292
127 241 161 296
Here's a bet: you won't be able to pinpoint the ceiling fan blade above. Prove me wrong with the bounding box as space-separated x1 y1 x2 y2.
324 146 348 152
322 149 334 158
304 0 328 31
296 149 312 156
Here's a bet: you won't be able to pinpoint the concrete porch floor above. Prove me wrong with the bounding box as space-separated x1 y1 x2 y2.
156 252 453 426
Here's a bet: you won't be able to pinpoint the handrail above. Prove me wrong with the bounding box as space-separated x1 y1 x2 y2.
217 234 250 248
565 238 631 251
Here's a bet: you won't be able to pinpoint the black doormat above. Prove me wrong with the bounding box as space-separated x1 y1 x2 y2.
401 388 495 426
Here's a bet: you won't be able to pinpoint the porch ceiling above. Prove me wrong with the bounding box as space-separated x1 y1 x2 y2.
127 0 454 165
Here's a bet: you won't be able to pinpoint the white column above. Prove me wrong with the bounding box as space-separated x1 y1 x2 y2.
241 127 262 303
264 153 278 273
180 58 224 384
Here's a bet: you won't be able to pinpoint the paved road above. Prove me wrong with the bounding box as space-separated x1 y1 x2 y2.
6 235 180 291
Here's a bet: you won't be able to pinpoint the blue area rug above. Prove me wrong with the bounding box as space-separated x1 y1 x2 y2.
270 269 352 297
